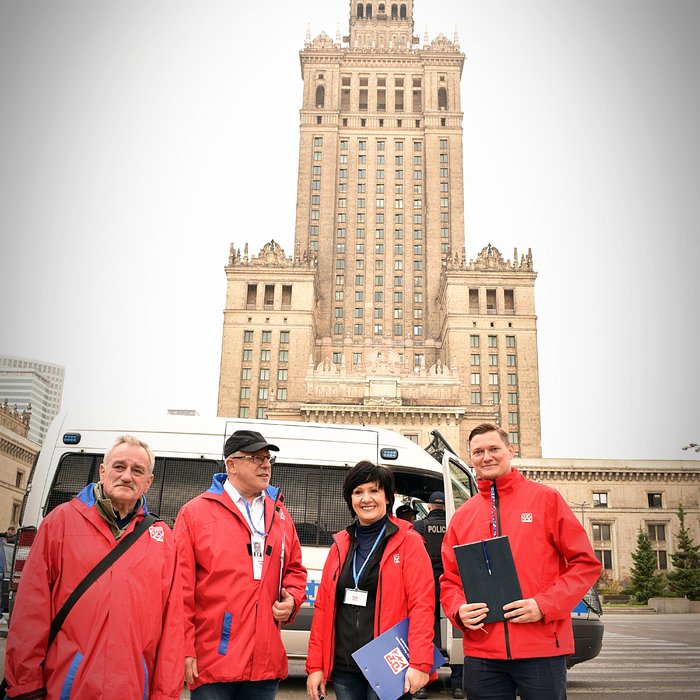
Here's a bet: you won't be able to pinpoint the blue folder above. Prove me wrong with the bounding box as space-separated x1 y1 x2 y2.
351 617 446 700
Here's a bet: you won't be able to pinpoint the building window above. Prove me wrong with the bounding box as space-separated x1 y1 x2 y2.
507 374 517 386
648 493 663 508
258 388 268 400
280 331 289 343
277 369 288 380
488 373 499 385
241 368 252 380
471 391 481 404
243 330 254 343
332 352 342 363
655 551 668 569
240 388 250 400
242 349 253 362
508 392 518 405
353 353 362 365
470 335 479 348
507 355 517 367
508 412 518 425
239 407 249 418
592 523 611 541
491 392 500 406
488 354 498 366
279 350 289 362
257 408 267 419
262 330 272 343
647 524 666 542
259 369 270 380
260 350 271 362
506 335 516 348
508 431 519 445
15 470 23 488
488 335 497 348
593 492 608 508
471 373 481 385
276 388 287 400
470 354 480 366
595 549 613 570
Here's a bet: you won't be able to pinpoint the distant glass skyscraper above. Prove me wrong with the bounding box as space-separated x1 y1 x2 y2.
0 355 65 444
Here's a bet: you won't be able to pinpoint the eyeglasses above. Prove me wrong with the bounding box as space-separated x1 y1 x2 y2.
230 454 276 467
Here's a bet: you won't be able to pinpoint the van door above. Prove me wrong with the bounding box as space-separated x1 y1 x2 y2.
439 450 477 666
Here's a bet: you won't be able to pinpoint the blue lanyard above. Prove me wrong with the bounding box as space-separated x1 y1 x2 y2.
490 484 498 538
352 523 387 589
243 497 267 538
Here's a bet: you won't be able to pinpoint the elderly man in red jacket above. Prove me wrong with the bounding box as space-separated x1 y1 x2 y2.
441 423 601 700
175 429 307 699
4 435 184 699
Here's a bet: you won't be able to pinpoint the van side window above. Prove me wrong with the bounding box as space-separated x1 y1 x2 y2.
273 462 348 545
44 453 102 516
44 453 222 528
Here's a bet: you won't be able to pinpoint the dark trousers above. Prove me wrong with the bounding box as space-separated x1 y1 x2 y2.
332 669 411 700
190 679 279 700
463 656 567 700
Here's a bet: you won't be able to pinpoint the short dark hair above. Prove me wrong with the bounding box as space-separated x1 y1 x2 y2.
468 422 510 447
342 460 395 517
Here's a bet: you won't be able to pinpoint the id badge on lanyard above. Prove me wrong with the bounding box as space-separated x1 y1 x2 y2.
251 533 265 580
344 587 369 606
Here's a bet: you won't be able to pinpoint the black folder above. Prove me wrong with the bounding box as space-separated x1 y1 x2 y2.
453 535 522 624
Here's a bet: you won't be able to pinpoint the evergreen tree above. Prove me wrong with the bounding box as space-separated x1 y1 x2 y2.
667 504 700 601
629 527 664 603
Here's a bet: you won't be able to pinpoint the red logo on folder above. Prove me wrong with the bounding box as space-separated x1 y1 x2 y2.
384 647 409 675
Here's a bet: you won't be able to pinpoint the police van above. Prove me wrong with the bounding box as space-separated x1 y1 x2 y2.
16 413 602 667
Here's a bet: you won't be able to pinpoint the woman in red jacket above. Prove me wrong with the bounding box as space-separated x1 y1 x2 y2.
306 460 435 700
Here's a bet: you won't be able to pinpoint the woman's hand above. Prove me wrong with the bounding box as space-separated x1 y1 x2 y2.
306 670 326 700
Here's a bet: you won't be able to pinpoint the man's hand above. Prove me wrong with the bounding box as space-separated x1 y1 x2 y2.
404 667 429 695
306 669 326 699
272 587 295 623
184 656 198 685
503 598 543 623
458 601 489 629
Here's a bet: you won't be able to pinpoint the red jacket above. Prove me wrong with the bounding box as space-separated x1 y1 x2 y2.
440 468 601 660
4 484 184 699
305 516 435 679
174 475 307 689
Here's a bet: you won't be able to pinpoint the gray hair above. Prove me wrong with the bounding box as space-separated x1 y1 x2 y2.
103 435 155 473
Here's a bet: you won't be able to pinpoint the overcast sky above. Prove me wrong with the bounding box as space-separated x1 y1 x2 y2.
1 0 698 460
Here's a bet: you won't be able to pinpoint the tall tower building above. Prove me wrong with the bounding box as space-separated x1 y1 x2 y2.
0 355 65 444
218 0 542 458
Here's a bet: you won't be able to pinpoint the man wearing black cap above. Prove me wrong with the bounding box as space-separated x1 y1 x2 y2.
414 491 464 699
175 429 307 699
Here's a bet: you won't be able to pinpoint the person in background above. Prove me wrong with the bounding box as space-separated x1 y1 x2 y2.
4 435 184 699
306 460 436 700
413 491 464 698
175 429 307 699
394 501 417 525
441 423 602 700
1 526 17 544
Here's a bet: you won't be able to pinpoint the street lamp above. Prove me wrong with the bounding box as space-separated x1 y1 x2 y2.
571 501 590 526
682 443 700 452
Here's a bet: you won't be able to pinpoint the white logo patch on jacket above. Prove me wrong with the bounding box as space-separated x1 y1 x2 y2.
149 525 165 542
393 553 400 564
521 513 533 523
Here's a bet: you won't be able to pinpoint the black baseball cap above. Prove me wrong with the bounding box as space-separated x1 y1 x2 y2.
428 491 445 504
224 429 280 458
395 503 416 516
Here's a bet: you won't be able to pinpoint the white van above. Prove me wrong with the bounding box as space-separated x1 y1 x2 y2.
18 413 477 664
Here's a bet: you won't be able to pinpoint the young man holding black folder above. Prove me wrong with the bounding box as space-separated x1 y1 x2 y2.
440 424 601 700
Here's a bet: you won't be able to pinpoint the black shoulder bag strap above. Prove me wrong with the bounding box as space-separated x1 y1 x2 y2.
0 513 158 698
48 512 158 648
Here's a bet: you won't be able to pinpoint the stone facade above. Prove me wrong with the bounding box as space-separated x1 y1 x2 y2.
217 0 542 458
0 400 38 529
516 457 700 585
